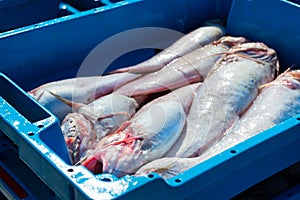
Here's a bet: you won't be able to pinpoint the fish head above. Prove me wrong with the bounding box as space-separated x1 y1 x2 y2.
82 128 151 177
61 112 95 164
229 42 279 75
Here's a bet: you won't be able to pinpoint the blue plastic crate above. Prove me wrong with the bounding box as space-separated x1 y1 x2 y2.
1 0 300 199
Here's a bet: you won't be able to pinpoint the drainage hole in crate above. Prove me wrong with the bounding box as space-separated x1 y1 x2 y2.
147 174 154 179
37 124 44 128
297 117 300 121
230 149 237 154
28 132 34 136
67 168 74 172
100 177 113 182
174 179 181 183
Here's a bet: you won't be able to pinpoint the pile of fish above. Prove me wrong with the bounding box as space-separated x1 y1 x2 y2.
28 23 300 183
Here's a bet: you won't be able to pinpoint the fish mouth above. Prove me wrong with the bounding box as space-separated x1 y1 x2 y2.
61 113 95 164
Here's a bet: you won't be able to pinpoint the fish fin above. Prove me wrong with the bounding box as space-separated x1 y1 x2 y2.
29 89 45 101
48 90 82 111
114 121 132 133
97 112 131 122
109 68 130 74
109 67 149 74
258 82 278 91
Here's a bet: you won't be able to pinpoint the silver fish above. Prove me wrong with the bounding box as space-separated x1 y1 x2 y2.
110 25 225 74
165 42 279 158
58 93 138 164
137 70 300 180
28 72 140 121
114 36 246 97
197 69 300 162
81 83 201 177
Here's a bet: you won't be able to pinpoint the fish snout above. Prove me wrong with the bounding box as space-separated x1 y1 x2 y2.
61 113 95 164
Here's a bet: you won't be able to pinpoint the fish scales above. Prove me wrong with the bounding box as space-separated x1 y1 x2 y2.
136 70 300 180
165 42 278 158
198 70 300 162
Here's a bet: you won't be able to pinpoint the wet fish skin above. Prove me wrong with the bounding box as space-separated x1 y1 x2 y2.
198 70 300 162
137 70 300 180
81 83 201 177
28 72 140 121
110 25 225 74
165 42 278 158
114 36 247 97
60 94 138 164
76 93 138 139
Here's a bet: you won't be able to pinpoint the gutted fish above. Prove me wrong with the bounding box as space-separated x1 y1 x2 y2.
114 36 246 97
110 25 225 74
81 83 201 177
197 69 300 162
58 93 138 164
165 42 279 158
28 72 140 120
137 70 300 179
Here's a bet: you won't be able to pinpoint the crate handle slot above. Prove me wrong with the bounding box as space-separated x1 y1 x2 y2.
0 73 71 164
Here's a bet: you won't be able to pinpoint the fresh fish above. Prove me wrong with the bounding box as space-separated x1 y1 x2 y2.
114 36 247 97
197 69 300 163
57 93 138 164
81 83 201 177
136 70 300 180
58 93 138 140
110 25 225 74
165 42 279 158
28 72 140 121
